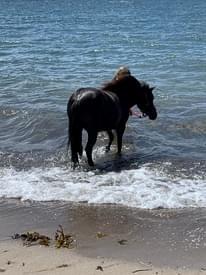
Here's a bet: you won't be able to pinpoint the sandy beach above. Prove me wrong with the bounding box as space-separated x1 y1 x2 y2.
0 199 206 274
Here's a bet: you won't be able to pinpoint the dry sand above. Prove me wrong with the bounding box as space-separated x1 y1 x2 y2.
0 199 206 274
1 241 204 275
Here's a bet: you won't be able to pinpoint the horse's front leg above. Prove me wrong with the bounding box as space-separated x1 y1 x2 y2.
116 124 126 155
85 130 98 166
105 130 114 152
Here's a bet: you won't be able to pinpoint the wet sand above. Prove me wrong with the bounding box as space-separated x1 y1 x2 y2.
0 199 206 274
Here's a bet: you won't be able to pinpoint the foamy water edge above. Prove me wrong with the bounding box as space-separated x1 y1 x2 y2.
0 164 205 209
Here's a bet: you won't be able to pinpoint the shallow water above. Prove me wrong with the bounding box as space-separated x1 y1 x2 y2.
0 0 205 208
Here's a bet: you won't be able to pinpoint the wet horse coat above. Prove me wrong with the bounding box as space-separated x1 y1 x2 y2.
67 75 157 166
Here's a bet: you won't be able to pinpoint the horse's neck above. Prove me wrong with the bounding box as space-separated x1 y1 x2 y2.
103 76 139 109
118 92 136 109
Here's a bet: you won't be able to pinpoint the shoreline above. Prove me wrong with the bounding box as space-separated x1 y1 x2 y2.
0 199 206 274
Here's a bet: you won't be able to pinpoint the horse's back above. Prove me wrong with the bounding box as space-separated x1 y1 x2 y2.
68 88 121 131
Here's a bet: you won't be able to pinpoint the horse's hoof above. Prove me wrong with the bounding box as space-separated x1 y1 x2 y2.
71 161 79 170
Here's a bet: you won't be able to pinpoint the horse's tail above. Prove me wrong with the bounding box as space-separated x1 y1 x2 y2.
67 100 83 166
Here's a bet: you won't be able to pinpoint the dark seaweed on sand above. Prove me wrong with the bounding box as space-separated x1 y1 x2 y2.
12 232 50 246
12 225 75 249
55 225 76 249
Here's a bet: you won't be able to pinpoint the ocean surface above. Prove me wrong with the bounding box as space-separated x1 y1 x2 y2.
0 0 205 209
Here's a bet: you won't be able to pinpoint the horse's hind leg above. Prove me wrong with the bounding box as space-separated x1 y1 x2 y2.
85 130 97 166
116 124 126 155
70 137 79 167
76 128 83 158
106 130 114 152
69 123 83 167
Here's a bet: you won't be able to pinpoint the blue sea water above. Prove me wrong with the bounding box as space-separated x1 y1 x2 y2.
0 0 206 208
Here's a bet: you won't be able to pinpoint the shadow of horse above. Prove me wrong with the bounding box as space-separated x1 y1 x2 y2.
67 75 157 167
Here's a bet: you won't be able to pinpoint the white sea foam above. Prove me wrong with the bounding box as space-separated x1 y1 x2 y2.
0 164 205 209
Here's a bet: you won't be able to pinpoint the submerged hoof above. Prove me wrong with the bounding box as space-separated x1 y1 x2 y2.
117 151 122 157
71 159 79 170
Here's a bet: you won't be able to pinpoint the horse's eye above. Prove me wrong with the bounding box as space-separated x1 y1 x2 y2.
144 98 150 107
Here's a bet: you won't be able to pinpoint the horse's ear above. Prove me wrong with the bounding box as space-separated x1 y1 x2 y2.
150 86 155 91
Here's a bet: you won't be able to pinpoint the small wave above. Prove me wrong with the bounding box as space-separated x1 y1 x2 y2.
0 107 67 152
175 120 206 134
0 108 28 118
0 162 205 209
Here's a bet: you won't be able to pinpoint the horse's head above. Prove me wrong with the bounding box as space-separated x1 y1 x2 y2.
103 76 157 120
134 81 157 120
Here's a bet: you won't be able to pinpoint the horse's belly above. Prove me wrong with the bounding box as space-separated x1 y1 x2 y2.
96 113 120 131
81 110 120 131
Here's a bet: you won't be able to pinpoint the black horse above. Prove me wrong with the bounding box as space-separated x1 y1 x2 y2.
67 75 157 166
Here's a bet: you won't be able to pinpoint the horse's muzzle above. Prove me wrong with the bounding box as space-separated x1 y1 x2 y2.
148 109 157 120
